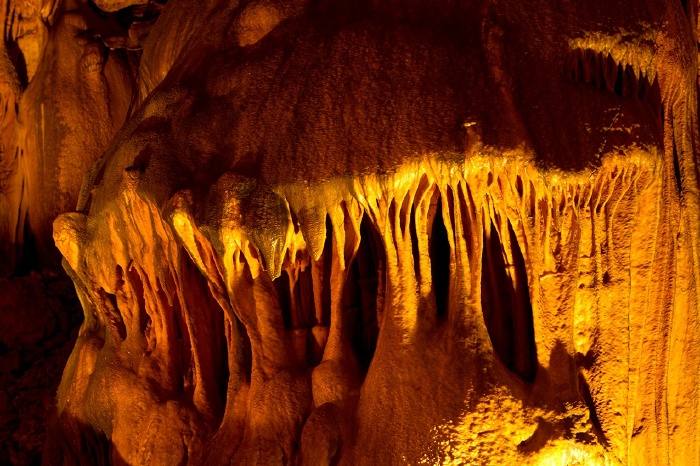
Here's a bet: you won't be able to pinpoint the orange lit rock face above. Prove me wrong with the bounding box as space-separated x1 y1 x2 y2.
0 0 696 464
0 1 134 272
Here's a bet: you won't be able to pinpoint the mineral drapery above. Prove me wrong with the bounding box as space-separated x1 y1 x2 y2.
0 0 697 464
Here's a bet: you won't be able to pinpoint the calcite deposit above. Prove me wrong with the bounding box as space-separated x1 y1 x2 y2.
0 0 698 465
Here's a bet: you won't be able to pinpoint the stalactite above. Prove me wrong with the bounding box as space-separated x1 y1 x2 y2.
0 0 695 464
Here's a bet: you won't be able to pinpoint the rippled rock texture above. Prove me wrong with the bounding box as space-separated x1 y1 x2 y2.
0 0 698 465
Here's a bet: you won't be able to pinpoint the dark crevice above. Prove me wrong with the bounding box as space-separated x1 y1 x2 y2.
567 48 663 124
399 191 411 235
409 201 421 281
614 64 624 96
127 266 150 336
115 265 124 288
45 414 116 465
480 220 537 383
162 285 184 342
270 211 385 371
274 265 317 331
515 175 524 198
343 215 382 373
14 214 38 275
217 323 232 421
274 271 293 329
231 314 252 385
507 222 537 382
274 218 330 331
78 423 111 466
578 373 609 446
5 40 27 88
295 265 316 328
321 215 333 326
125 146 152 174
408 176 431 282
100 288 126 341
388 197 400 252
289 207 301 234
528 181 537 215
429 191 451 319
457 184 474 260
648 78 662 126
181 255 229 421
270 214 332 365
159 283 188 394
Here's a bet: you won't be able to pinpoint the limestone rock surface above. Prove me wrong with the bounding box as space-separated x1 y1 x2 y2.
0 0 698 465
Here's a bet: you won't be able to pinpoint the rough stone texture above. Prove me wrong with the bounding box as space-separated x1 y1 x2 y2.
0 0 698 465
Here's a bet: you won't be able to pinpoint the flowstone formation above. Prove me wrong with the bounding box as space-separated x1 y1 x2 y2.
0 0 697 464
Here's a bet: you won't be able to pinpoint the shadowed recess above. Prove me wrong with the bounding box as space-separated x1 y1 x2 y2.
344 214 383 372
429 191 451 319
480 220 537 383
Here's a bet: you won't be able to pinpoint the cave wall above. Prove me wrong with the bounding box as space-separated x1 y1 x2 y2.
0 0 698 465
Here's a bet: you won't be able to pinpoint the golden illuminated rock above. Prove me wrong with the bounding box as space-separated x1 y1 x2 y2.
0 0 697 464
